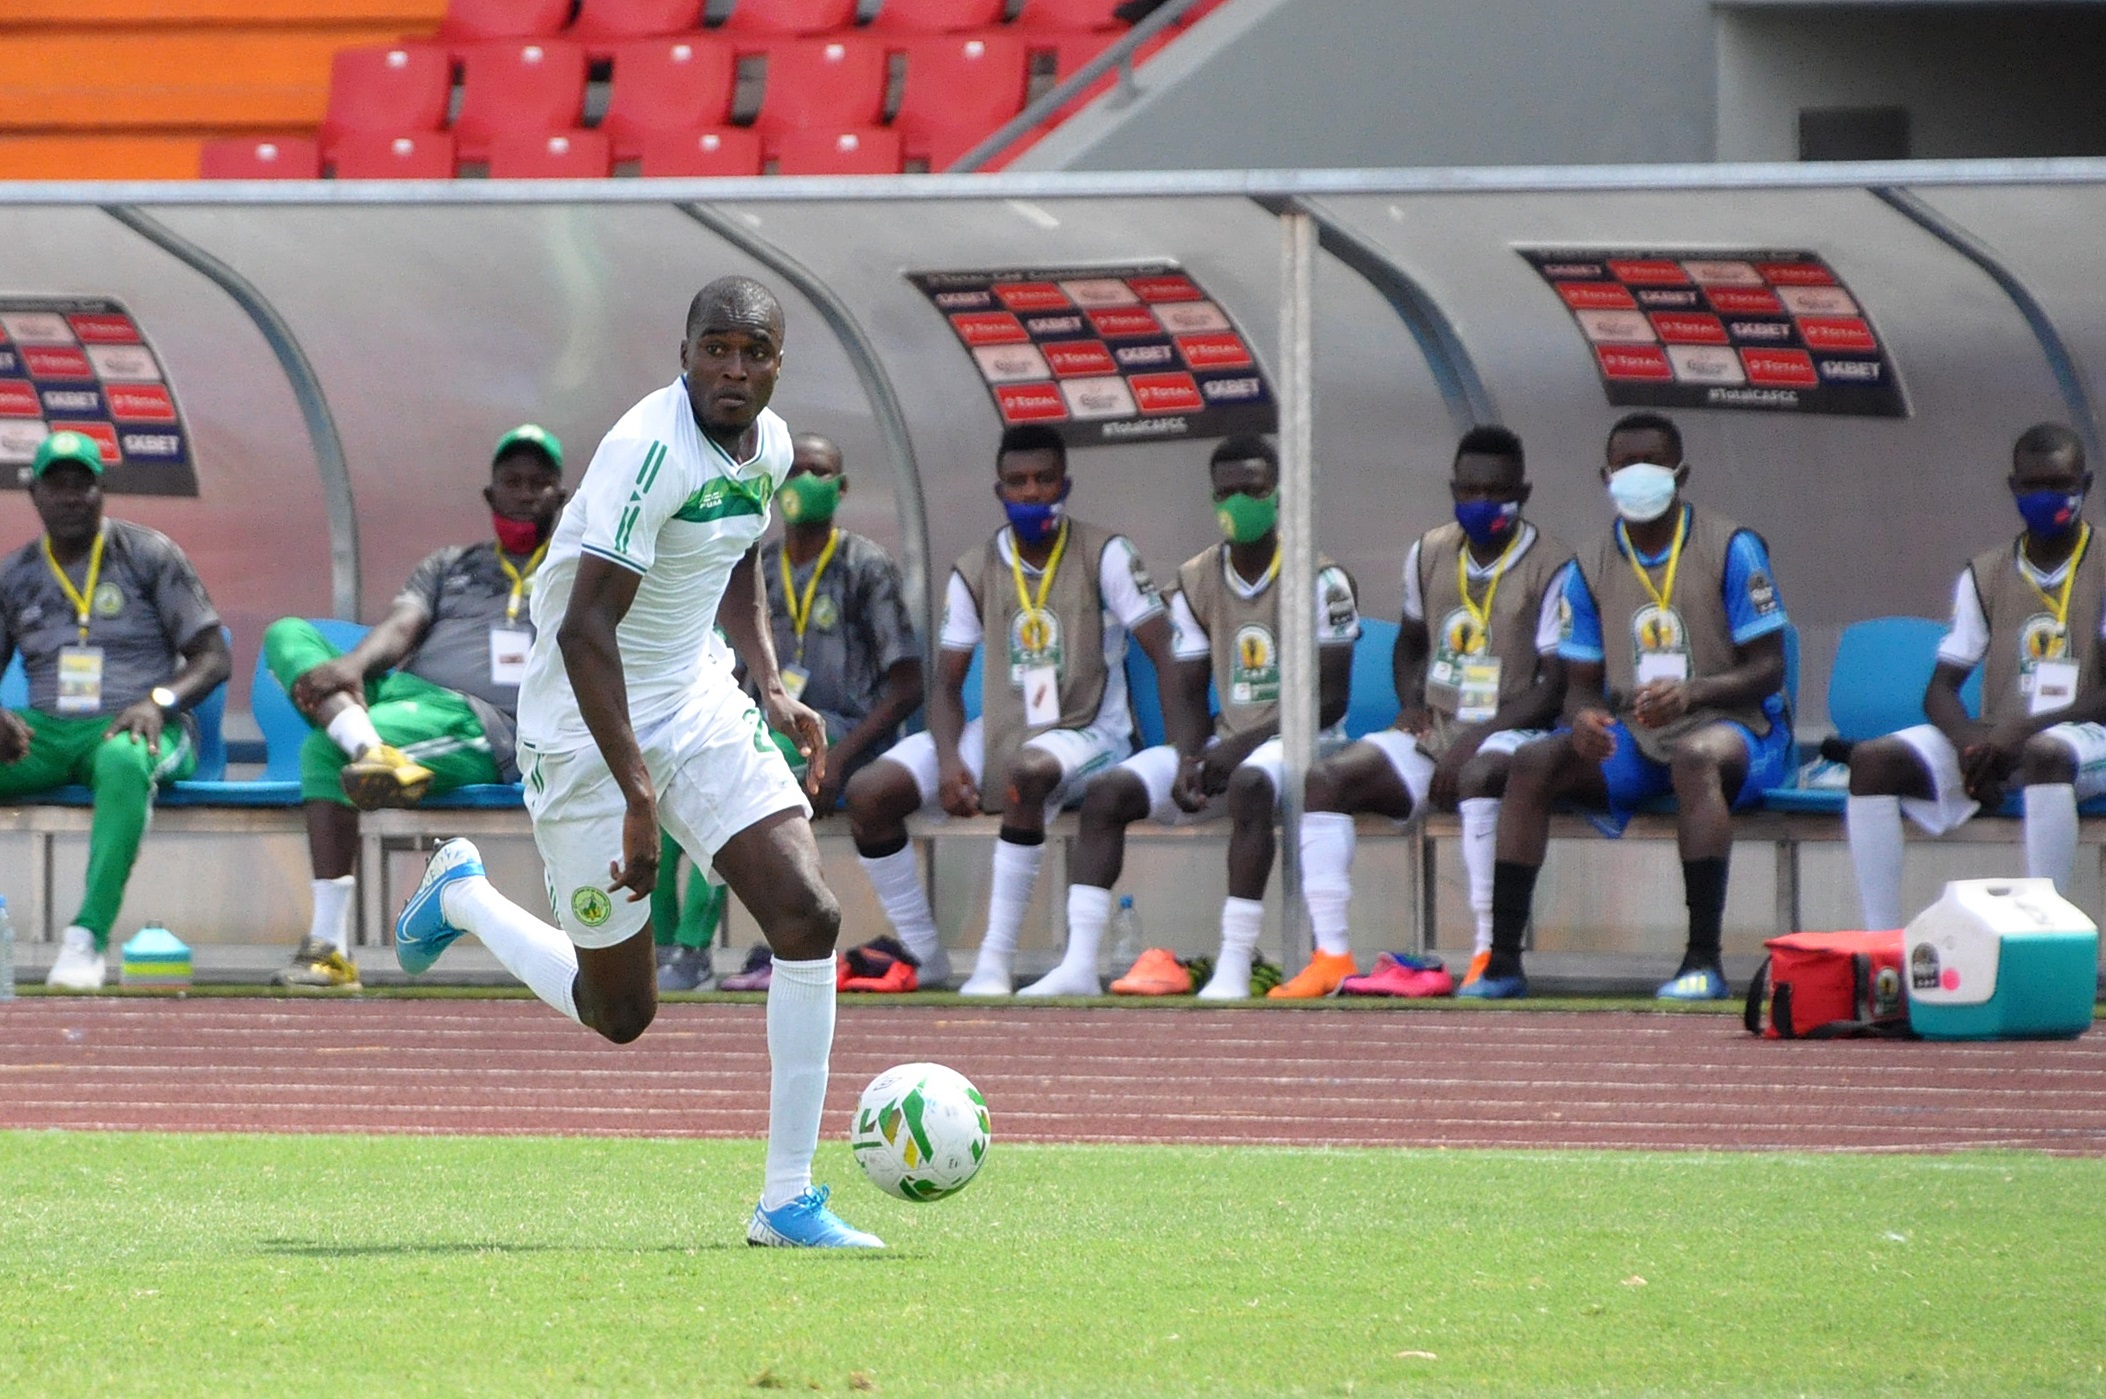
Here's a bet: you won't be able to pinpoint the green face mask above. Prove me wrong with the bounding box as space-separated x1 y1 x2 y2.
778 472 840 526
1215 490 1278 544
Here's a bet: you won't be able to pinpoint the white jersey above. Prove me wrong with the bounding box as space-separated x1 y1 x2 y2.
517 380 793 752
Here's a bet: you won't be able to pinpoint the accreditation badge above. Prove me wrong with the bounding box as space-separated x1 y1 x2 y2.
57 645 104 714
2032 658 2079 716
1457 657 1502 724
1632 604 1691 685
1022 664 1060 727
488 627 531 687
781 664 811 703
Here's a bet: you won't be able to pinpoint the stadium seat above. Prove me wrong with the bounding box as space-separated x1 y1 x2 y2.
637 127 764 175
895 34 1028 169
329 131 457 178
718 0 859 36
199 136 321 179
452 40 588 162
753 38 889 150
863 0 1006 34
773 127 904 173
602 38 739 161
1344 618 1401 740
438 0 571 44
487 129 613 178
320 44 452 149
1011 0 1124 30
570 0 709 56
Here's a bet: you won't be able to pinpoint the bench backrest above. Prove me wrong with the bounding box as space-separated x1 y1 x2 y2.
1827 615 1980 741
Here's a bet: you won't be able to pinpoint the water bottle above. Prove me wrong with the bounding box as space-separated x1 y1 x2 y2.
0 895 15 1002
1108 895 1143 975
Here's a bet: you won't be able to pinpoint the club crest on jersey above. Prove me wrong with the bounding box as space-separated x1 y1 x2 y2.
1439 607 1488 658
92 581 124 618
1008 607 1063 681
1229 623 1279 705
809 594 839 632
1632 604 1687 657
2021 613 2069 662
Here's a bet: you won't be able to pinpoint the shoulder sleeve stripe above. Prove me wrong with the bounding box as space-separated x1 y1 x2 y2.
581 543 646 575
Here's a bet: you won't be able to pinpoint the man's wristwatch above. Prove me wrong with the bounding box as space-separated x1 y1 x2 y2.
150 686 180 716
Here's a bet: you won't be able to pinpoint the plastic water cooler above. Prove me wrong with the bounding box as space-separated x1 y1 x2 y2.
1903 879 2097 1040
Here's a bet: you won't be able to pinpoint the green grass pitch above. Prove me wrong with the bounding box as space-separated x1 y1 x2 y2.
1 1132 2102 1397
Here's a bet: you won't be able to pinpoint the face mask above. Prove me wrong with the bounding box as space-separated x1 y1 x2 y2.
778 472 840 526
1215 490 1278 544
2016 488 2084 540
1606 462 1679 523
1003 479 1071 546
1454 498 1519 549
493 512 541 555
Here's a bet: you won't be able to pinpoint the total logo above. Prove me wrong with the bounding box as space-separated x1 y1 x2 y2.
1128 372 1204 414
994 382 1067 423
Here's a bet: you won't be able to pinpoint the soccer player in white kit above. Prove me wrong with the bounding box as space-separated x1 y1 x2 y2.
393 277 882 1249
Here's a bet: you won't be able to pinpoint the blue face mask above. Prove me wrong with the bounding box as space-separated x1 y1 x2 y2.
2016 488 2085 540
1003 479 1071 546
1455 498 1520 549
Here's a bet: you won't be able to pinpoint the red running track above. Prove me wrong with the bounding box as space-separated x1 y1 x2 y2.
1 998 2103 1154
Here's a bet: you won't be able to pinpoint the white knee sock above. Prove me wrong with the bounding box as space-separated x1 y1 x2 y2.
1846 794 1906 931
325 706 381 760
1062 884 1113 973
1298 811 1355 957
763 955 836 1210
858 847 941 965
1459 797 1500 955
440 877 580 1023
2024 783 2080 892
1213 896 1264 986
309 875 355 951
979 836 1045 965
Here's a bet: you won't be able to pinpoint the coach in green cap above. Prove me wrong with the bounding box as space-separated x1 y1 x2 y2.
0 429 233 990
259 424 566 990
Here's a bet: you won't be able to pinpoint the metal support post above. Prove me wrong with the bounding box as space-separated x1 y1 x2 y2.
1276 205 1318 971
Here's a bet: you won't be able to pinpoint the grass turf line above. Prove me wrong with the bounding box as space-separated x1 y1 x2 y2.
1 1134 2102 1397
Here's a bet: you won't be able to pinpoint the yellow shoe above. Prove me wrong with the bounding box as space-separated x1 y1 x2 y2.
340 744 434 810
1266 949 1358 999
271 936 362 992
1460 950 1492 990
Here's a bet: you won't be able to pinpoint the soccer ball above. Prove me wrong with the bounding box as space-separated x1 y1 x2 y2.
850 1063 991 1202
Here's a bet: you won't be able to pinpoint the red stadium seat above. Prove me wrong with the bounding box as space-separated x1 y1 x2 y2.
602 38 738 161
439 0 571 43
895 34 1027 169
863 0 1006 34
718 0 859 38
772 127 904 174
754 38 888 150
487 130 614 178
200 136 321 179
453 40 588 162
637 127 764 176
1010 0 1123 30
329 132 458 179
570 0 709 58
321 44 452 148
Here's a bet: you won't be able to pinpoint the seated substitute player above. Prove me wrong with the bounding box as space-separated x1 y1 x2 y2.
1020 435 1358 999
1847 423 2106 929
393 276 885 1249
0 430 233 990
1299 425 1572 994
1473 411 1793 1002
845 423 1184 995
262 424 565 991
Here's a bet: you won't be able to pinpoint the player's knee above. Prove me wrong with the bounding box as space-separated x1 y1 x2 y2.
1668 740 1728 790
1005 751 1062 805
1507 735 1565 793
1079 772 1136 828
1456 750 1508 800
1303 759 1343 813
2019 732 2078 786
593 997 656 1046
1847 738 1914 795
1225 764 1275 820
90 734 154 792
845 761 911 824
261 616 311 669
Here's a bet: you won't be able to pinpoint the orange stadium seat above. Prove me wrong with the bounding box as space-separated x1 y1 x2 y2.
329 130 456 177
602 38 738 161
200 135 321 178
862 0 1006 34
321 44 452 148
773 126 904 174
895 33 1027 169
718 0 859 38
437 0 570 44
638 126 764 175
487 129 613 177
753 38 888 153
4 2 443 19
570 0 709 56
452 39 587 161
1010 0 1124 30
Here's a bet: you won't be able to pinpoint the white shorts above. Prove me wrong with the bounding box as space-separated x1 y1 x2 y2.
874 716 1128 821
1890 721 2106 836
1122 735 1344 825
520 684 810 948
1359 726 1556 818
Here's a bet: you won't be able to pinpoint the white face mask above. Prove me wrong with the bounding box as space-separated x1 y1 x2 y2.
1607 461 1679 523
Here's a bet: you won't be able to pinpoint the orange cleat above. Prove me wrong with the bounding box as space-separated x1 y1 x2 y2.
1460 950 1492 990
1109 947 1192 996
1266 949 1359 999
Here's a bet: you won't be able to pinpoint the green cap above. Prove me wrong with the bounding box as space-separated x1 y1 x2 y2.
492 423 563 470
31 429 106 478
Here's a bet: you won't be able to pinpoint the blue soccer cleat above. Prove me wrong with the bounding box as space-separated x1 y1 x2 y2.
1457 971 1528 1000
394 837 484 976
1656 966 1730 1001
746 1186 885 1250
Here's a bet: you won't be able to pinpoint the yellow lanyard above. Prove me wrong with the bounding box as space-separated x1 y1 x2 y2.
493 538 549 625
1617 507 1689 614
2023 523 2092 637
779 528 842 662
1009 521 1071 631
1454 533 1521 649
43 525 107 645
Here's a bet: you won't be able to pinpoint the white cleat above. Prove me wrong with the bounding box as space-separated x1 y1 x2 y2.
957 948 1013 997
1018 962 1102 997
45 925 107 991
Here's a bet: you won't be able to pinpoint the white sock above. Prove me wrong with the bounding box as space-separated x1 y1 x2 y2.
440 877 579 1023
1298 810 1355 957
1846 794 1906 931
858 847 941 965
2024 783 2080 892
1215 896 1264 985
325 706 382 760
980 837 1045 962
1063 884 1113 972
1460 797 1500 955
762 955 836 1210
308 875 355 951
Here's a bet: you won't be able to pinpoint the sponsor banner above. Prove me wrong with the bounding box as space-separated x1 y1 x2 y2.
0 295 195 493
910 263 1274 444
1520 248 1905 417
